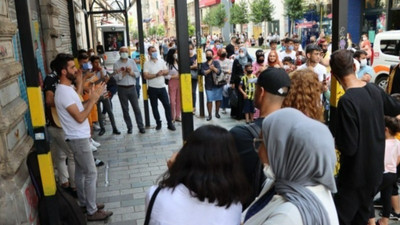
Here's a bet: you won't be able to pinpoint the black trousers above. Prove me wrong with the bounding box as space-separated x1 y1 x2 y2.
147 87 173 126
370 173 397 218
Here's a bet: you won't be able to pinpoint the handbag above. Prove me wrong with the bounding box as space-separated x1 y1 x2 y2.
144 186 162 225
191 69 198 80
213 70 227 86
229 88 239 107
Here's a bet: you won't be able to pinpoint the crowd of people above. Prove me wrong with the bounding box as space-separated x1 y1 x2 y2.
42 30 400 224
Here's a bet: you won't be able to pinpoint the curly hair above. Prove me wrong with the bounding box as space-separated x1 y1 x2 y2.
282 69 324 122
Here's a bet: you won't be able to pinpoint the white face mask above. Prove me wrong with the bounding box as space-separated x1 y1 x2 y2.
189 49 194 55
263 163 275 180
239 53 245 58
283 65 290 70
363 37 367 41
360 58 367 67
120 52 129 59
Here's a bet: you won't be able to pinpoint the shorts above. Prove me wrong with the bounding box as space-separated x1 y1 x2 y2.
206 87 223 102
242 99 255 113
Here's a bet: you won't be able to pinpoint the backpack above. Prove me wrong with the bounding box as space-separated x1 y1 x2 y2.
27 150 87 225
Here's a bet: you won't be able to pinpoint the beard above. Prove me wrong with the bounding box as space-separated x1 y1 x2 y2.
66 72 76 82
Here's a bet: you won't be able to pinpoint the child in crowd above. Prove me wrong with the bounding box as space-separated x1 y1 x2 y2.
369 116 400 225
239 63 256 124
282 56 296 74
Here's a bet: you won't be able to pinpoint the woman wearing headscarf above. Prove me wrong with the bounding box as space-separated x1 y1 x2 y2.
252 50 267 77
231 47 253 120
242 108 339 225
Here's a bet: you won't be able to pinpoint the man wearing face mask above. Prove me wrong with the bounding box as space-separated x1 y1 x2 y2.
113 46 145 134
279 38 296 62
253 50 267 77
354 50 374 83
143 46 176 131
229 68 291 208
217 48 232 114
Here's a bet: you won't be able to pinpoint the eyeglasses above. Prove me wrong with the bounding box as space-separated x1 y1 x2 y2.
253 138 264 153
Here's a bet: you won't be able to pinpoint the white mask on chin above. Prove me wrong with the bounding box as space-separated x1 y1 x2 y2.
263 163 275 180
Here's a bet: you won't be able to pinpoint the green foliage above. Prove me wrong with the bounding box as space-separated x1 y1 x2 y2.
188 23 195 36
203 10 213 26
156 24 165 37
148 26 157 36
284 0 304 21
131 30 139 39
250 0 274 24
230 1 249 25
211 4 226 28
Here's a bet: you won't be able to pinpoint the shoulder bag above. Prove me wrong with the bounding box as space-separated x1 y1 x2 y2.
144 186 162 225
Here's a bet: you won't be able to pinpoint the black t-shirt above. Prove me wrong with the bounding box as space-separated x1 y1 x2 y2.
230 118 264 206
43 72 59 126
96 45 104 54
390 65 400 94
335 83 400 188
226 43 235 58
201 60 221 90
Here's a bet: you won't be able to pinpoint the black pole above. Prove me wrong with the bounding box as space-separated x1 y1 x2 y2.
68 0 78 56
124 0 130 49
175 0 194 140
83 0 91 49
329 0 348 136
14 0 60 224
194 0 205 117
136 0 150 127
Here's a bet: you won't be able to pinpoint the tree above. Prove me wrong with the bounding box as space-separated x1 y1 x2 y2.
230 1 249 31
210 4 226 28
284 0 304 33
203 9 213 33
156 24 165 37
188 23 195 37
148 26 157 36
250 0 274 24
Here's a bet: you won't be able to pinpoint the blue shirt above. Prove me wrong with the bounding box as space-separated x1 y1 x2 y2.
357 65 375 80
131 51 141 71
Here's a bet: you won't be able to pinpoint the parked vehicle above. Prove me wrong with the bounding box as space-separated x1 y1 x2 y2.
371 30 400 89
98 24 127 66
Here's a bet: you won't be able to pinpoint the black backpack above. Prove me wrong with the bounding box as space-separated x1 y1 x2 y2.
27 150 86 225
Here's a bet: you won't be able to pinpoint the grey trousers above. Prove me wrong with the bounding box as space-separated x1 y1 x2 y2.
66 138 98 215
97 96 117 130
48 126 75 188
117 86 144 130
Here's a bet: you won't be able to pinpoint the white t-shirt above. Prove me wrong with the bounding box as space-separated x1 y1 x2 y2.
144 59 168 88
279 50 296 62
297 63 328 82
384 139 400 173
146 184 242 225
54 84 90 140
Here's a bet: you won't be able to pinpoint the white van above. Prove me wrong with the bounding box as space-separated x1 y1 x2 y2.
371 30 400 89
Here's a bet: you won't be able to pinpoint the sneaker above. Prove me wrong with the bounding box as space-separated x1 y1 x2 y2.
81 203 105 213
91 138 101 147
90 144 98 152
378 211 400 220
95 158 104 167
221 109 227 114
87 209 113 221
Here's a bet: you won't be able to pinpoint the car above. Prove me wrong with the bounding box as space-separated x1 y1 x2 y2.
371 30 400 90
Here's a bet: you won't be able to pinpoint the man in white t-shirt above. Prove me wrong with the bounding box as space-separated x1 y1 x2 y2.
143 46 176 131
297 44 328 82
53 53 113 221
279 38 296 62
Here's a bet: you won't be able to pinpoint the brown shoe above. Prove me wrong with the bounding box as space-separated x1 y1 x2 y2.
81 203 105 213
87 209 113 221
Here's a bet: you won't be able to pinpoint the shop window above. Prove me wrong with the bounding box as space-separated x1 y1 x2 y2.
380 39 400 56
365 0 386 9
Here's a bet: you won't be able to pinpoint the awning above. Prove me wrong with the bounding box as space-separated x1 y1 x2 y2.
200 0 221 8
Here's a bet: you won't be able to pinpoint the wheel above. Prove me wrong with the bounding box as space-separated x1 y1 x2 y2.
375 76 388 90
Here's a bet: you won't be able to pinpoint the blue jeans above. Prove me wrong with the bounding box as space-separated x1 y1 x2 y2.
147 87 173 126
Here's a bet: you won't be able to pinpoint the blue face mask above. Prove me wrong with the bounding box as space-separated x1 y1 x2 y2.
282 46 286 51
289 46 294 51
82 62 90 70
151 52 158 59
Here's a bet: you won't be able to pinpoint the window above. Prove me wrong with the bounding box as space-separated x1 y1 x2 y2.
103 31 125 52
380 39 400 56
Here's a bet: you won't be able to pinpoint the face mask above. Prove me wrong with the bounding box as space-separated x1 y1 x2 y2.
360 58 367 67
363 37 367 41
189 50 194 55
257 58 264 64
288 46 294 51
282 46 286 51
206 56 213 61
239 53 245 58
247 70 253 74
235 51 239 55
263 163 275 180
120 52 129 59
220 53 227 58
283 65 290 70
82 62 90 70
90 52 95 56
151 52 158 59
173 54 178 59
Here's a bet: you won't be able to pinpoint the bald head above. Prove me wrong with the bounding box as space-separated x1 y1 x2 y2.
119 46 128 53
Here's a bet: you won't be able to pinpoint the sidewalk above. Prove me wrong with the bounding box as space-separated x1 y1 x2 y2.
88 94 242 225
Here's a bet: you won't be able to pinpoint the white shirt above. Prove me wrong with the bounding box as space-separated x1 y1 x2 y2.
144 59 168 88
297 63 328 82
279 50 296 62
113 59 140 86
146 184 242 225
54 84 90 140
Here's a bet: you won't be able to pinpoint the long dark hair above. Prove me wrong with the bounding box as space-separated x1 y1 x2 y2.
166 48 177 70
159 125 249 207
